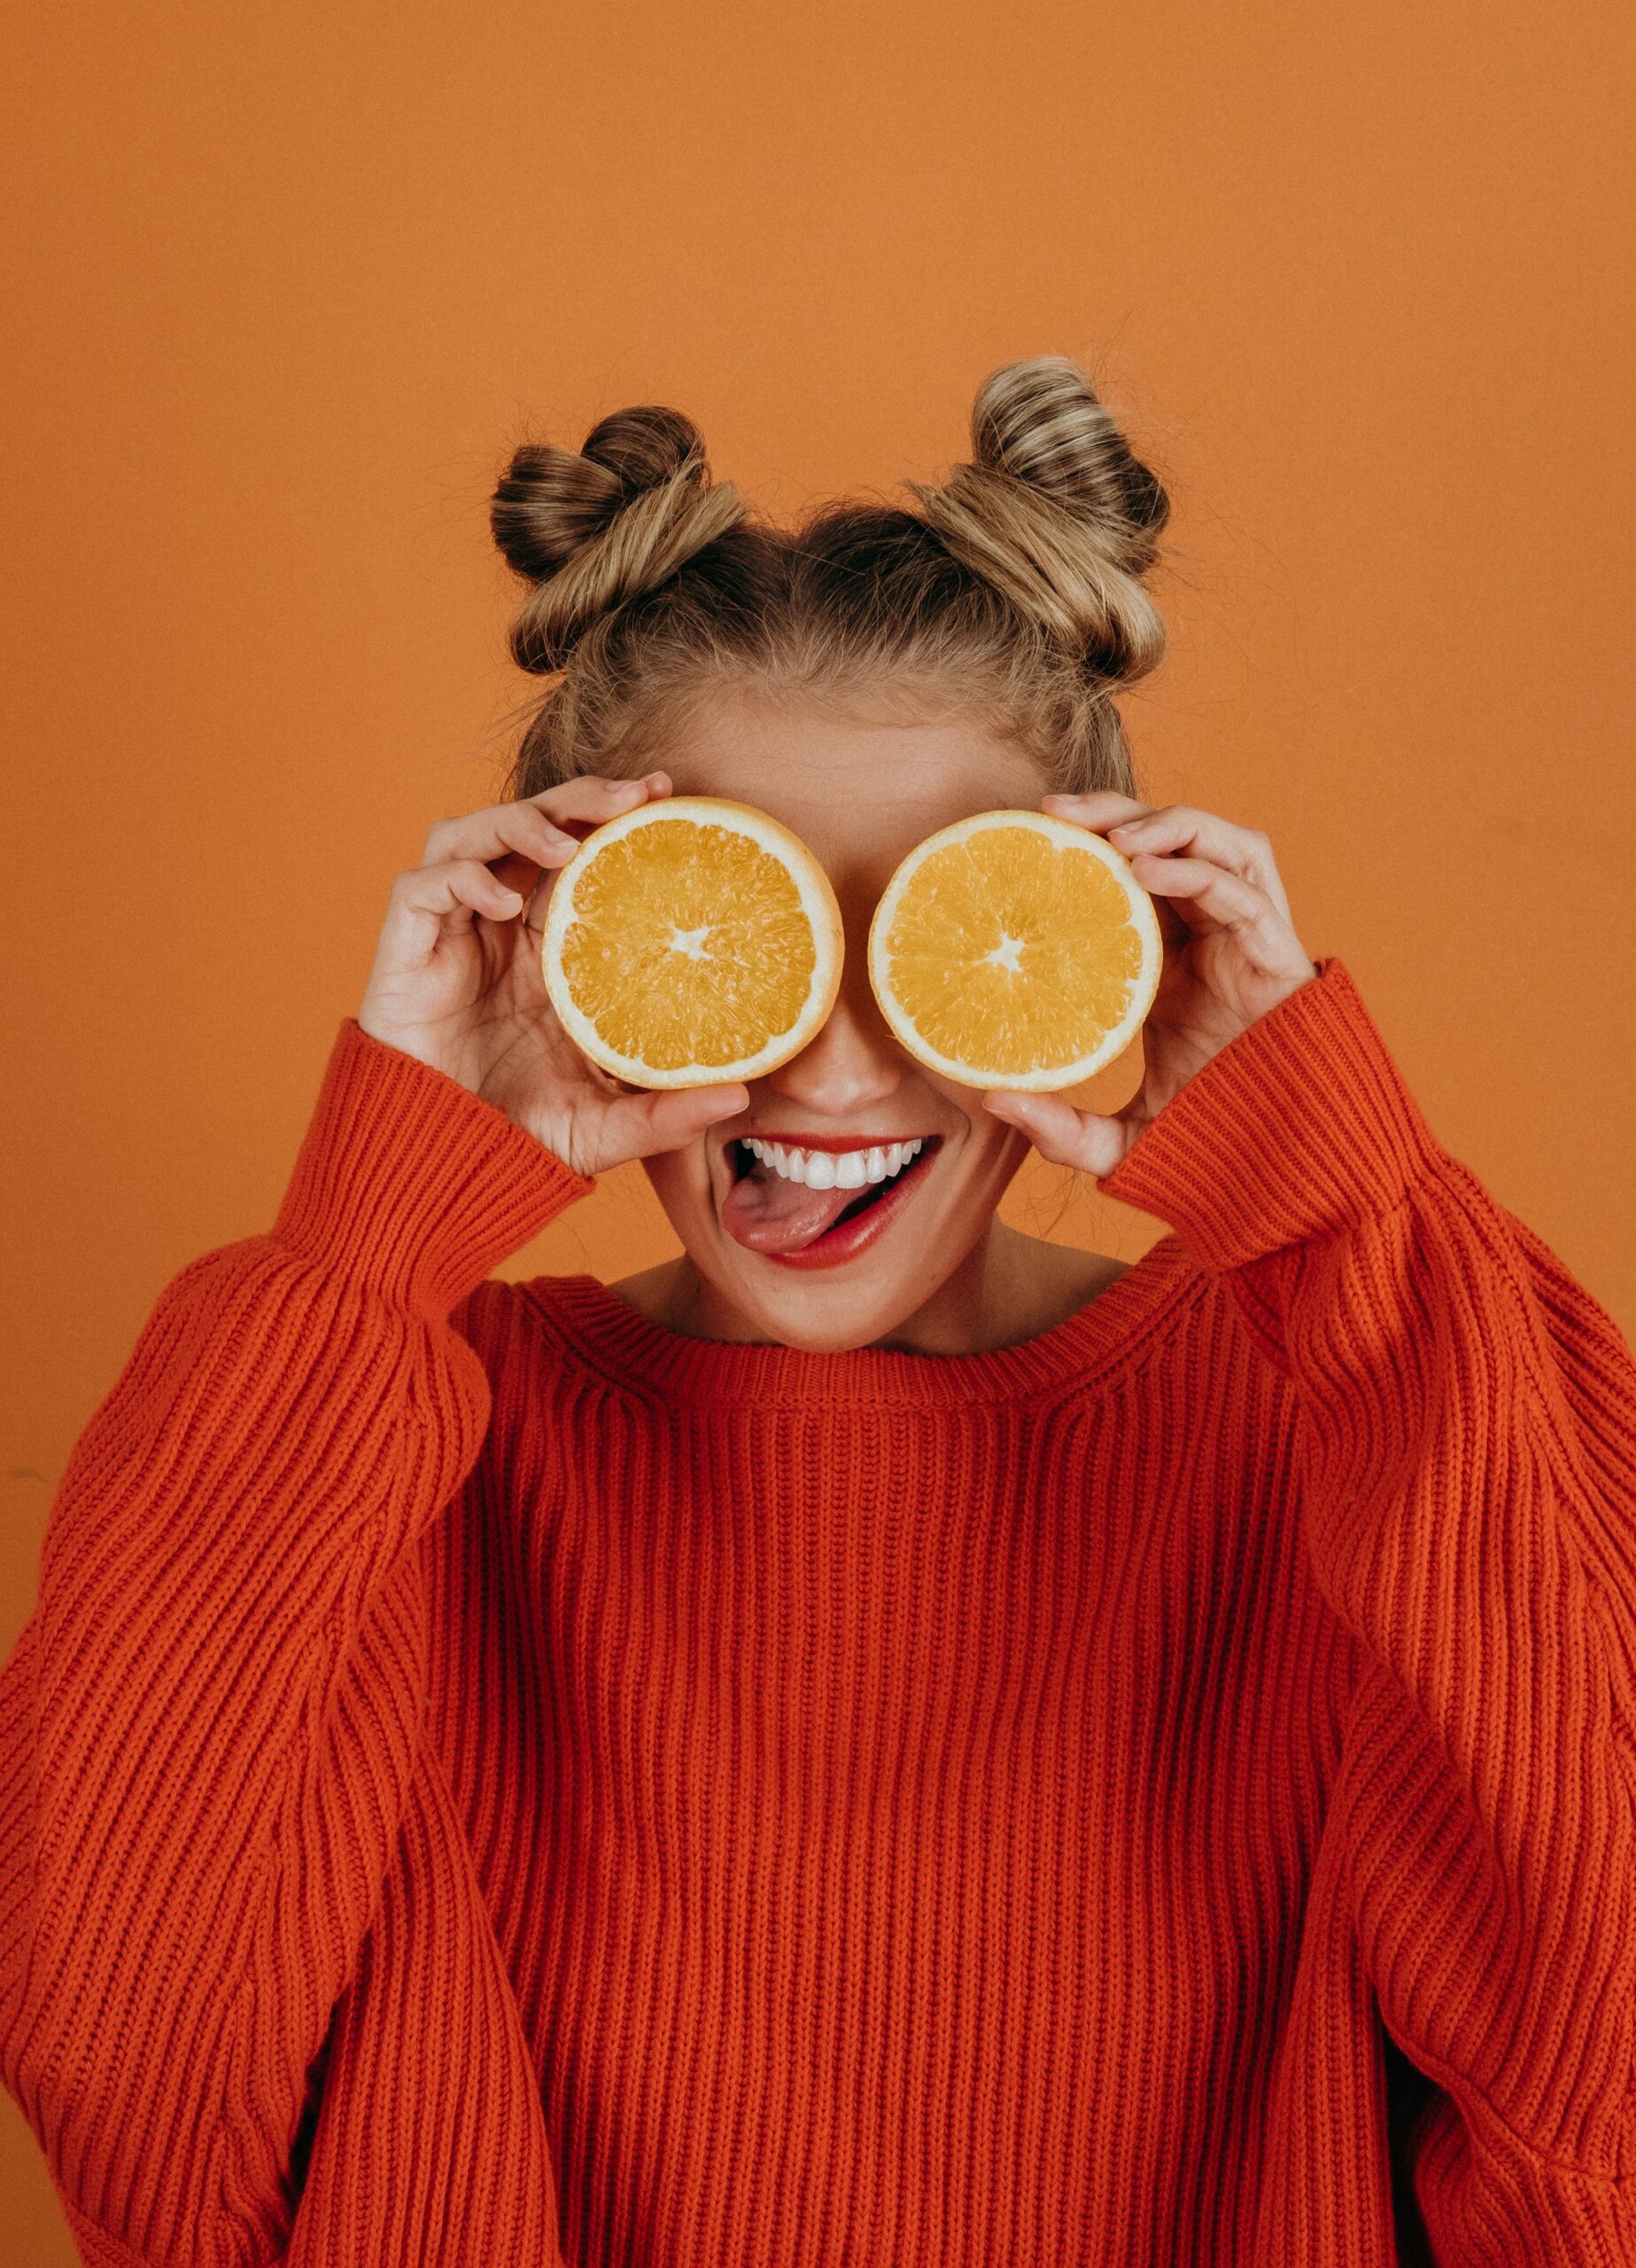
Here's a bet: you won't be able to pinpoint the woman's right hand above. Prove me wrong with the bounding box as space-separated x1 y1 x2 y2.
357 773 749 1179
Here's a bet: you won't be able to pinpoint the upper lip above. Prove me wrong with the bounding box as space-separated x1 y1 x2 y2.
731 1131 940 1152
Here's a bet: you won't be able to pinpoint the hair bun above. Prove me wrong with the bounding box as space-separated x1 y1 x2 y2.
905 355 1171 685
491 404 745 672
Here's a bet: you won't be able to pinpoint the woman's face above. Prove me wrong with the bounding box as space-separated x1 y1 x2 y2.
630 688 1050 1353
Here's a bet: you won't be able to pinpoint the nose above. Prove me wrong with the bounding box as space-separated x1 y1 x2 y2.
760 951 906 1119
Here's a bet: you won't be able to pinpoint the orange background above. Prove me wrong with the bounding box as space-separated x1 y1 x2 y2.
4 0 1633 2249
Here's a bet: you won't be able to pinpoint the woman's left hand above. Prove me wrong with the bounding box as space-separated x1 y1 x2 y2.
981 791 1320 1178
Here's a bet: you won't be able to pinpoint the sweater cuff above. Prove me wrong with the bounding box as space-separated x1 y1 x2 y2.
1095 956 1448 1271
270 1018 596 1321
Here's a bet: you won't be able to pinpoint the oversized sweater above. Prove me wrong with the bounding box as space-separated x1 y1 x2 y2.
3 953 1634 2268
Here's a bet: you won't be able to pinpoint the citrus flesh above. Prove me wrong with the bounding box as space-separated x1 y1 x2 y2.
541 796 844 1088
867 809 1163 1090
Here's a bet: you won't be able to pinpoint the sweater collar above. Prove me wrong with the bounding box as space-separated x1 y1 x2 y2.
523 1237 1200 1410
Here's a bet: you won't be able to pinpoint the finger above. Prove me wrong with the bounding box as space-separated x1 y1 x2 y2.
598 1080 750 1158
530 772 671 833
1104 805 1283 899
422 772 671 873
1048 794 1270 884
516 772 680 930
1041 790 1198 944
1127 850 1294 959
379 858 526 961
1151 889 1192 955
981 1090 1131 1181
1041 789 1154 831
423 802 580 874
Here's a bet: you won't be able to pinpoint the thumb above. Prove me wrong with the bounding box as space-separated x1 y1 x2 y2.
626 1082 750 1157
981 1091 1133 1182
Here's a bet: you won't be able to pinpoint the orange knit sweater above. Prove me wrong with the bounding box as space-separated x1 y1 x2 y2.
4 954 1635 2267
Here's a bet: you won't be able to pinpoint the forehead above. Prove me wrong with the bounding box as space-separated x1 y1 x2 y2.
650 689 1045 888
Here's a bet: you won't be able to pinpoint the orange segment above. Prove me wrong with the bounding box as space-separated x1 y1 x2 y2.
541 796 844 1087
867 810 1163 1089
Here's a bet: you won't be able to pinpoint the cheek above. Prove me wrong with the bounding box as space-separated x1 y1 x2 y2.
919 1081 1012 1171
930 1092 1020 1188
957 1109 1031 1187
641 1145 715 1218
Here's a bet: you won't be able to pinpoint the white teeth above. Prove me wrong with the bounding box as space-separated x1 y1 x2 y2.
742 1136 927 1187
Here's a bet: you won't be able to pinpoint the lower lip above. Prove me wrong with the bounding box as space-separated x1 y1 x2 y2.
751 1142 941 1270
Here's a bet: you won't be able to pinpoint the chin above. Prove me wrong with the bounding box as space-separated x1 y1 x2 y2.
720 1266 935 1353
708 1195 979 1340
645 1126 1002 1348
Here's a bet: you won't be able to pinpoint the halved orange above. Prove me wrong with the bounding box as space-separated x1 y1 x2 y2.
867 809 1163 1090
540 795 845 1088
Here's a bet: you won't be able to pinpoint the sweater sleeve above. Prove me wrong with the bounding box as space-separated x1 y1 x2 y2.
0 1019 595 2268
1097 957 1636 2241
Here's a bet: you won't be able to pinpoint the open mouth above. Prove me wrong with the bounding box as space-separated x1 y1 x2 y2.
718 1134 942 1267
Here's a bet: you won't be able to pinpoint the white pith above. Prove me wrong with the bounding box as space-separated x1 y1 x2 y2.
740 1137 927 1191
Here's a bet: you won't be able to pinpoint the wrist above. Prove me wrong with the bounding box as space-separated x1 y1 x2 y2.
273 1019 595 1319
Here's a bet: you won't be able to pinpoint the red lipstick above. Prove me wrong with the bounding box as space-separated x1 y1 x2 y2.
733 1131 937 1151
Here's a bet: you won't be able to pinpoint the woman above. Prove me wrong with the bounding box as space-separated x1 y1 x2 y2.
3 357 1633 2267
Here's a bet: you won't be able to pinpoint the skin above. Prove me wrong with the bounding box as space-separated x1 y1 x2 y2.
357 686 1318 1359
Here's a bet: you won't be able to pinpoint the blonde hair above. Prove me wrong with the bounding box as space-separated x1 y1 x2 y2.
490 355 1171 802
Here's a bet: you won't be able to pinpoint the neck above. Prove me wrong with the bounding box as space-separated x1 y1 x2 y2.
611 1219 1126 1357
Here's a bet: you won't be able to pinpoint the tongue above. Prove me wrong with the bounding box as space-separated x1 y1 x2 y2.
719 1154 869 1254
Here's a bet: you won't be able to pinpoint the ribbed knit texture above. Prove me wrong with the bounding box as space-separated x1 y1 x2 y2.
3 953 1634 2267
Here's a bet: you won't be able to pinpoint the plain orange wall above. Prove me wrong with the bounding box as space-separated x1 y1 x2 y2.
4 0 1633 2250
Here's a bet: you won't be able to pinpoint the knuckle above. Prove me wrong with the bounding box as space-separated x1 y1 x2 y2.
536 776 598 808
